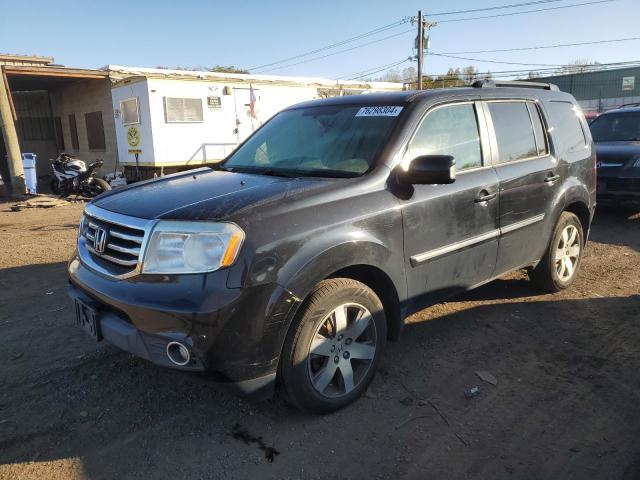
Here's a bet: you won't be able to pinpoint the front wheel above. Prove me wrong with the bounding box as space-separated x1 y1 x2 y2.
49 178 62 196
529 212 584 292
280 278 386 413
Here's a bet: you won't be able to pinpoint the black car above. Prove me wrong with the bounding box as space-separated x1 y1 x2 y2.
68 80 596 412
589 105 640 207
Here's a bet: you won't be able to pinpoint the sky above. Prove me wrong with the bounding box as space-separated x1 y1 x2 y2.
1 0 639 81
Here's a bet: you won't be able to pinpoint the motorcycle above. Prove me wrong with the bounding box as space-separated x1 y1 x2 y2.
50 153 111 198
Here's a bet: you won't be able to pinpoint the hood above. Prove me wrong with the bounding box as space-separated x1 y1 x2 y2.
595 142 640 168
93 168 336 221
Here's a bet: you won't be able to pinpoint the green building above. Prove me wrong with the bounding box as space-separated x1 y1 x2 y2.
532 66 640 114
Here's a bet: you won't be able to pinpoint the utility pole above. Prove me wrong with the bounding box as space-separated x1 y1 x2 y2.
414 12 436 90
417 10 424 90
0 66 24 196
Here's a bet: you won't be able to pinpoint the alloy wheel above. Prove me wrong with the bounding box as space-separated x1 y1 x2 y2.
555 225 581 281
307 303 377 398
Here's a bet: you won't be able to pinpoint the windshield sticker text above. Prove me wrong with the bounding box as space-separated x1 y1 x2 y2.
355 106 403 117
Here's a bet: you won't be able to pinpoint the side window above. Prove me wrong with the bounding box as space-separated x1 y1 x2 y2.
547 101 587 153
527 103 549 156
488 102 538 163
407 103 482 171
121 97 140 125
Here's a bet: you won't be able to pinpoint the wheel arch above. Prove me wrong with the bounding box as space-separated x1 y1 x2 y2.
564 200 592 242
328 264 403 341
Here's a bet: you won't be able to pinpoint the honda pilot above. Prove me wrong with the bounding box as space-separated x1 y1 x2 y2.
68 80 596 412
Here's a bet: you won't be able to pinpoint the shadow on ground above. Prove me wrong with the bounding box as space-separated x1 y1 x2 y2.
1 256 639 479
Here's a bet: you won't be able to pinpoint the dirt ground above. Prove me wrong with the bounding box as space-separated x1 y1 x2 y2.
0 199 639 480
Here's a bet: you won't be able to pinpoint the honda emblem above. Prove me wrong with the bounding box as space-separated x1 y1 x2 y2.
93 227 108 254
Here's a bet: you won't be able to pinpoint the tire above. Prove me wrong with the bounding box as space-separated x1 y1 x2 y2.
87 178 111 197
280 278 386 413
49 178 61 196
529 212 584 292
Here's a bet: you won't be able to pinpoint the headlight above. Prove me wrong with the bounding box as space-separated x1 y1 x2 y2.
634 157 640 168
142 221 244 274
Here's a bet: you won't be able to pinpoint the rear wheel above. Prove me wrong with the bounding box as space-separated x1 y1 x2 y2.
280 278 386 413
529 212 584 292
87 178 111 197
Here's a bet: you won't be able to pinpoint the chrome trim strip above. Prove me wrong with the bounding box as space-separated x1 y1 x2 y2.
86 244 138 266
106 243 141 256
109 229 144 244
410 229 500 266
410 213 546 266
500 214 545 235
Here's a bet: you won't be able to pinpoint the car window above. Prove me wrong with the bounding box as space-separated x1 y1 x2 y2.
224 105 402 177
528 103 549 156
488 102 538 163
589 111 640 142
547 101 587 152
407 103 482 171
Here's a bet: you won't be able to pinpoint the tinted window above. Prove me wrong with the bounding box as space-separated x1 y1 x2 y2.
489 102 537 162
408 103 482 171
548 101 586 152
528 103 549 156
589 111 640 142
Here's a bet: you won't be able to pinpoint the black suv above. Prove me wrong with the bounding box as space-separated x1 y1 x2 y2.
589 105 640 207
68 81 595 412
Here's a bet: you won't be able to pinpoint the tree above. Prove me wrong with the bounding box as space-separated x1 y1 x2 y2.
208 65 249 74
375 68 403 82
560 58 599 74
462 65 478 84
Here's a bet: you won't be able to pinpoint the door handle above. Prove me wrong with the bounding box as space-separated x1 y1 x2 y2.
475 191 497 203
545 173 561 183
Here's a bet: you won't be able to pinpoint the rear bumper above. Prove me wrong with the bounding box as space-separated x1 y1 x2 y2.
67 253 299 396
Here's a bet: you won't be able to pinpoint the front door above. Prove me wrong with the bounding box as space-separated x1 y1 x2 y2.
399 102 500 309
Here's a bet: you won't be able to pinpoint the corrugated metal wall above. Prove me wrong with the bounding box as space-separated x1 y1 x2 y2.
531 67 640 112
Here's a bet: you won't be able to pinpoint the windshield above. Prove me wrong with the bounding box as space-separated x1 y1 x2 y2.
222 105 403 177
589 111 640 142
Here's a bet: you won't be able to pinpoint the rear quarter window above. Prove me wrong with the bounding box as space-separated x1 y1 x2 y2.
547 101 587 154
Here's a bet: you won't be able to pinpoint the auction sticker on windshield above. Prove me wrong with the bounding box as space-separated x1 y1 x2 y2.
355 106 403 117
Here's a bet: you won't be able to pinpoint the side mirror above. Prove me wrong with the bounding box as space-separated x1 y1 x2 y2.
398 155 456 185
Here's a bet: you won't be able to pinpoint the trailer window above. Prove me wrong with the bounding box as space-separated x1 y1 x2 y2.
164 97 204 123
121 97 140 125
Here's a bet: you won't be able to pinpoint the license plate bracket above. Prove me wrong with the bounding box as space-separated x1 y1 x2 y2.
74 298 102 341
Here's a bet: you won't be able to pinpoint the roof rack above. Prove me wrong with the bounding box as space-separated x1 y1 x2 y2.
617 102 640 109
472 79 559 91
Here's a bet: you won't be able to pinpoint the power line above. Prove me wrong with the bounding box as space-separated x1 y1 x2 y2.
248 18 410 71
439 36 640 54
428 52 564 67
423 60 640 79
437 0 617 23
256 29 414 73
426 0 568 16
340 58 412 80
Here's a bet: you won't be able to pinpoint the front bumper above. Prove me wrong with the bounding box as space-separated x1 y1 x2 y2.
68 254 299 395
597 177 640 205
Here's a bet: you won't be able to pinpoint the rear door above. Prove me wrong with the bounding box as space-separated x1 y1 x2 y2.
483 100 560 275
400 101 500 308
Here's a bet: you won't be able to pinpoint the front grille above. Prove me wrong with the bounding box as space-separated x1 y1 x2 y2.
606 178 640 193
81 213 146 276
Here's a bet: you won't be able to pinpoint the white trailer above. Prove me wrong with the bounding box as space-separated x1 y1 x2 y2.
108 65 403 179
